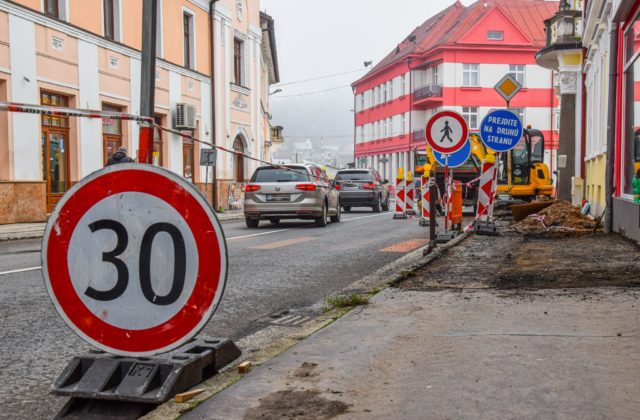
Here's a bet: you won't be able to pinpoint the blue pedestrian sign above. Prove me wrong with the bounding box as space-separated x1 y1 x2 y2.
479 109 523 152
434 138 471 168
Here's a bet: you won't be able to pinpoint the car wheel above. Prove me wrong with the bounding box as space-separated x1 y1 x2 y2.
372 197 381 213
343 206 351 212
246 218 259 228
270 219 280 225
330 204 341 223
315 202 328 227
381 196 389 211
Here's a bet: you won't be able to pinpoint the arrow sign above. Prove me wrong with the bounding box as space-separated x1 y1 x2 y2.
42 163 228 356
434 138 471 168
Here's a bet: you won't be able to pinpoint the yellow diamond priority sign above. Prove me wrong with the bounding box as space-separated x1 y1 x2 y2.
494 74 522 102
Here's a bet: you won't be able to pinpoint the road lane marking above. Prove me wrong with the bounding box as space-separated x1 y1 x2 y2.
251 236 316 250
341 212 390 222
0 266 42 276
380 239 429 253
227 229 295 241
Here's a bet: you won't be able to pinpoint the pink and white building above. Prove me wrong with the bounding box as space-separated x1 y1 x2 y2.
352 0 560 180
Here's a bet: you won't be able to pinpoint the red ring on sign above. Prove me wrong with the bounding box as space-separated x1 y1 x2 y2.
45 170 221 353
425 110 469 155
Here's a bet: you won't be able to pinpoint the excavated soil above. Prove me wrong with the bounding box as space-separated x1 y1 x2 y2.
398 233 640 291
506 201 600 236
243 390 350 420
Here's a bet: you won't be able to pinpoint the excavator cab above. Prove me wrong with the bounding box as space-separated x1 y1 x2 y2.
496 128 553 200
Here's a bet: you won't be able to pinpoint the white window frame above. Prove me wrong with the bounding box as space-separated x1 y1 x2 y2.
462 106 479 130
101 0 123 42
378 85 382 105
383 83 388 103
156 0 164 58
431 65 439 85
463 64 479 87
389 80 394 100
372 87 377 106
360 94 364 111
509 64 526 86
510 107 525 124
182 7 196 70
401 74 406 95
401 113 407 134
42 0 69 21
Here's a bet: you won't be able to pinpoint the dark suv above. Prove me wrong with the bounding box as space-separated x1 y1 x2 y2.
334 169 390 212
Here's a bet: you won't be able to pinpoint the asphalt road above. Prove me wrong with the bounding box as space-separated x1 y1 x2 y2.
0 208 435 419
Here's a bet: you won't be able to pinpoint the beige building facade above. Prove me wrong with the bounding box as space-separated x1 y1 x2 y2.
0 0 279 223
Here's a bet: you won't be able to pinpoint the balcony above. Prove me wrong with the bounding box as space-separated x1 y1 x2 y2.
413 84 443 109
414 84 443 100
536 2 583 70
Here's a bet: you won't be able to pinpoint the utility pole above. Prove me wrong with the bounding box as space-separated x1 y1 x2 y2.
139 0 158 164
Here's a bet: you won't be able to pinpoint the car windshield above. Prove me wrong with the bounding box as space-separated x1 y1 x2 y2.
335 171 371 181
252 166 310 183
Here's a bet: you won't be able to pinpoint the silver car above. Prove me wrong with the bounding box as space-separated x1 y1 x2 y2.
243 164 341 228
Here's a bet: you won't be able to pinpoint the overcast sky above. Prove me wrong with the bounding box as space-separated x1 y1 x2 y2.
261 0 476 152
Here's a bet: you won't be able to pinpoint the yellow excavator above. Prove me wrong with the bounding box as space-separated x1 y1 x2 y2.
416 128 554 203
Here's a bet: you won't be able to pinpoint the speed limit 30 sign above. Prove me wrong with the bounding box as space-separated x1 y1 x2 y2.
42 164 227 356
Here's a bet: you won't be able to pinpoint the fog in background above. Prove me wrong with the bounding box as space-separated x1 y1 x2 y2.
261 0 475 163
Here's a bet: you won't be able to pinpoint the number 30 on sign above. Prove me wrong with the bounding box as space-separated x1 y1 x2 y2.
42 164 228 357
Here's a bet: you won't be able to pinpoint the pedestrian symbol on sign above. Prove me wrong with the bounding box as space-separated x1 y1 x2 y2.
440 121 453 143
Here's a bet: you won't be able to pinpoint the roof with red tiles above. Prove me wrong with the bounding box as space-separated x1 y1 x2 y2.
355 0 558 85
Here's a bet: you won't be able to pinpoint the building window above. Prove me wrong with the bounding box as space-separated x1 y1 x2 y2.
401 113 406 133
45 0 59 18
432 66 439 85
509 64 526 86
389 80 393 100
182 127 195 182
401 74 407 94
360 127 364 143
462 106 479 130
371 89 376 107
104 0 115 40
387 118 392 137
487 31 504 40
463 64 479 87
183 12 194 69
510 107 525 124
234 38 244 86
41 92 70 212
153 115 164 167
378 85 382 104
360 94 364 110
382 83 387 103
623 17 640 194
102 104 122 165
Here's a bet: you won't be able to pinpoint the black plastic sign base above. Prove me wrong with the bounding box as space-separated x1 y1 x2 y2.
53 336 240 419
474 220 499 236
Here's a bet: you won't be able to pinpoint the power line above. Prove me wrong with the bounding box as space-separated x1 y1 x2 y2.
270 84 352 98
274 68 368 87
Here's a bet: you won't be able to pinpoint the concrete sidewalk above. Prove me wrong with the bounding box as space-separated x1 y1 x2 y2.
0 210 244 241
182 233 640 420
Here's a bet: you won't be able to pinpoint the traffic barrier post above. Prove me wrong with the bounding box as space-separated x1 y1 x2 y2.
406 171 416 217
473 155 499 235
393 168 408 219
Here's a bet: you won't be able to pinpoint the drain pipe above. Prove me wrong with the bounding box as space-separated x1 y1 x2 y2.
605 22 618 233
209 0 219 211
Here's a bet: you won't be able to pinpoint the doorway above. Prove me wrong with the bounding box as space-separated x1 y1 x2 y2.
41 92 70 213
233 136 245 182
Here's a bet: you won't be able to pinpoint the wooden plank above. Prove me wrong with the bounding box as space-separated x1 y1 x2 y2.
175 388 205 403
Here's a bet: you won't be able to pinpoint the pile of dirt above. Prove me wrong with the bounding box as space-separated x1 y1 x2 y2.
507 201 599 236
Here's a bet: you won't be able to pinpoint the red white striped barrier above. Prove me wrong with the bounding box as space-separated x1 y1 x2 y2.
393 169 408 219
475 156 497 223
405 172 416 217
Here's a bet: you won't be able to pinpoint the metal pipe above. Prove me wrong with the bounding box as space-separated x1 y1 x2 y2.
605 22 618 233
209 0 219 210
139 0 158 164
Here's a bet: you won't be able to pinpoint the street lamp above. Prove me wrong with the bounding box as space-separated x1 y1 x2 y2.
269 88 282 96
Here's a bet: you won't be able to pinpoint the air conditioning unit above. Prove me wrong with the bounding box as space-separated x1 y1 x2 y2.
174 103 197 130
